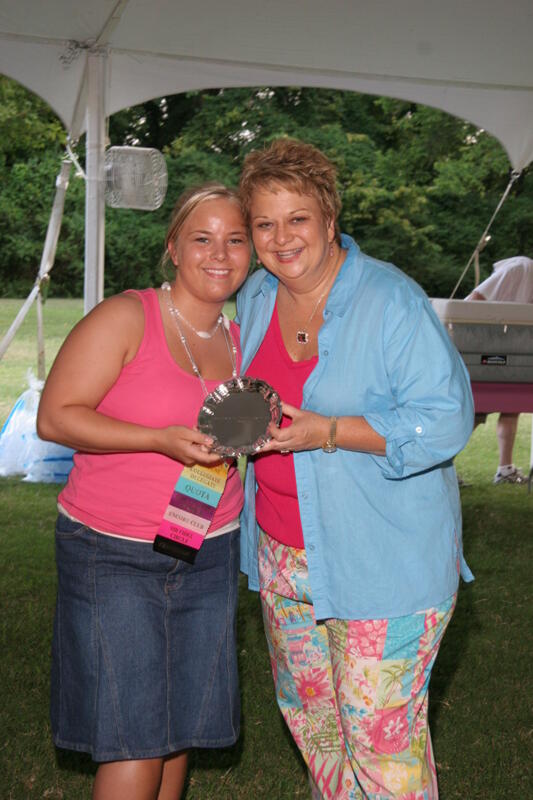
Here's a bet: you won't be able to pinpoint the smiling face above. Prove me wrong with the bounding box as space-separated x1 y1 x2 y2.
168 197 250 307
250 185 335 291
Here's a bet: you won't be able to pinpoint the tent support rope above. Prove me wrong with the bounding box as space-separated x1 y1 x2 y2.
449 170 522 298
0 156 72 368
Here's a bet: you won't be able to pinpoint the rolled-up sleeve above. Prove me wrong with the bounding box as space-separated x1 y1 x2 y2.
364 294 474 479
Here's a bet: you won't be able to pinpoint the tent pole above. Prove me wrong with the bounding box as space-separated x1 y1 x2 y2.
0 159 71 364
84 49 107 314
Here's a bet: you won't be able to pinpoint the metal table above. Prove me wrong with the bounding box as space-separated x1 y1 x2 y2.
431 299 533 490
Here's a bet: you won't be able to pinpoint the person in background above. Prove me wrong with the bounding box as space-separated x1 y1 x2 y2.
466 256 533 485
37 184 250 800
236 139 474 800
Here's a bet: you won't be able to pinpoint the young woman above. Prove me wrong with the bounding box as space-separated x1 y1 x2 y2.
37 183 250 800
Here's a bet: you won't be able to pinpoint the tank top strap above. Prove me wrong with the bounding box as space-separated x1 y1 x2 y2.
123 288 166 361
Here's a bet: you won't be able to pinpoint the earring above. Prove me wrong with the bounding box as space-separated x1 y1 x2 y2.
329 243 334 257
256 257 262 267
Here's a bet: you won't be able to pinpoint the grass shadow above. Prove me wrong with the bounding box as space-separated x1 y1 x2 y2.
55 748 96 778
429 579 476 736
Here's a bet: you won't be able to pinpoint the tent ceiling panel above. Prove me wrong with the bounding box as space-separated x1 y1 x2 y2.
1 0 533 168
112 0 532 88
0 0 111 40
0 39 85 131
3 0 532 86
107 51 533 171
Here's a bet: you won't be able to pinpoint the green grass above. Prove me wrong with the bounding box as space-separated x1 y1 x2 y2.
0 298 84 427
1 300 532 798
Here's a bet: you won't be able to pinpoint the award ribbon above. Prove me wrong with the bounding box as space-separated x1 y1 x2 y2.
153 461 229 563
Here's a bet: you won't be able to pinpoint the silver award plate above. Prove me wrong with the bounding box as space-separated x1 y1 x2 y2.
197 377 282 457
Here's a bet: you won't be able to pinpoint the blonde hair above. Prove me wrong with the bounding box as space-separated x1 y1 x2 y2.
162 182 243 273
239 139 342 244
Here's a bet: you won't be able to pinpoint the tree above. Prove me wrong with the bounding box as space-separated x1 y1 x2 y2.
0 76 65 169
1 77 531 299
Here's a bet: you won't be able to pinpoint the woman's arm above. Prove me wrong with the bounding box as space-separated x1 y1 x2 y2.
260 293 473 471
37 294 219 466
464 289 486 301
362 294 474 478
261 403 386 455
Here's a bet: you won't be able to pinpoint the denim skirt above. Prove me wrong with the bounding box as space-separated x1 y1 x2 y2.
51 513 240 762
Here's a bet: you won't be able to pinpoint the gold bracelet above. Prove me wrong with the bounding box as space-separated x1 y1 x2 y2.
322 416 337 453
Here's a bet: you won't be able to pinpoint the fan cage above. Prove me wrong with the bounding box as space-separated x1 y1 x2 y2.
105 146 168 211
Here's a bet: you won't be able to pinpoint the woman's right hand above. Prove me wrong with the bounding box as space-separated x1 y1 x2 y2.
156 425 222 466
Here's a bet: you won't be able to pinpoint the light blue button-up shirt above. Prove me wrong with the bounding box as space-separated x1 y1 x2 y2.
237 235 474 621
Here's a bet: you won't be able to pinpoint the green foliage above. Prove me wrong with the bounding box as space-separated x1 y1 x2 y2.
108 92 207 151
1 79 532 299
0 76 64 168
0 150 86 296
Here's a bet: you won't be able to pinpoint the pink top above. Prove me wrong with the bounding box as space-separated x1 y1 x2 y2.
247 304 317 548
59 288 243 541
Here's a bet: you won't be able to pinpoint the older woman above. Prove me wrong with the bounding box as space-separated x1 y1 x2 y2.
237 140 474 800
37 183 250 800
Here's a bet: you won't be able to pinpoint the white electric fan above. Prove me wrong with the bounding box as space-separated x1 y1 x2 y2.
105 146 168 210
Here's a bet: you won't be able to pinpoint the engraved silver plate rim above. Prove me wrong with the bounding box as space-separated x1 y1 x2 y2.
197 377 282 457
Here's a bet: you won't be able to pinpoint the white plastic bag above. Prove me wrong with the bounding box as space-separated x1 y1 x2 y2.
0 370 74 483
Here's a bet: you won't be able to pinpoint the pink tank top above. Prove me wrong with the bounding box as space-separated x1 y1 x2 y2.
247 304 317 548
59 288 243 541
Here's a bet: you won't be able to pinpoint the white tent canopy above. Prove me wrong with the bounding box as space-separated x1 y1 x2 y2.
1 0 533 309
2 0 533 167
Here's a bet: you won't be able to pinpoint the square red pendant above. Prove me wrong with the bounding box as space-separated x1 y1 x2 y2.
296 331 309 344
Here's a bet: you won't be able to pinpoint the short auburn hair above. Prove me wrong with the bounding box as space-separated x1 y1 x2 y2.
239 138 342 243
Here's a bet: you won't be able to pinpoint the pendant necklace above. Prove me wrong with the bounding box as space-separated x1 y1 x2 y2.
294 247 342 345
295 283 330 344
162 283 237 396
161 281 222 339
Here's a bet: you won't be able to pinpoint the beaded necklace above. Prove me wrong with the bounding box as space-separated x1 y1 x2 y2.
162 283 237 397
161 281 222 338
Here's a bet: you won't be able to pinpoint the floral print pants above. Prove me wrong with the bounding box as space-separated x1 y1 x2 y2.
258 530 456 800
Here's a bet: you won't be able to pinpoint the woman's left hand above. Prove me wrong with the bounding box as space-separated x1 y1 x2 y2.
260 402 330 453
